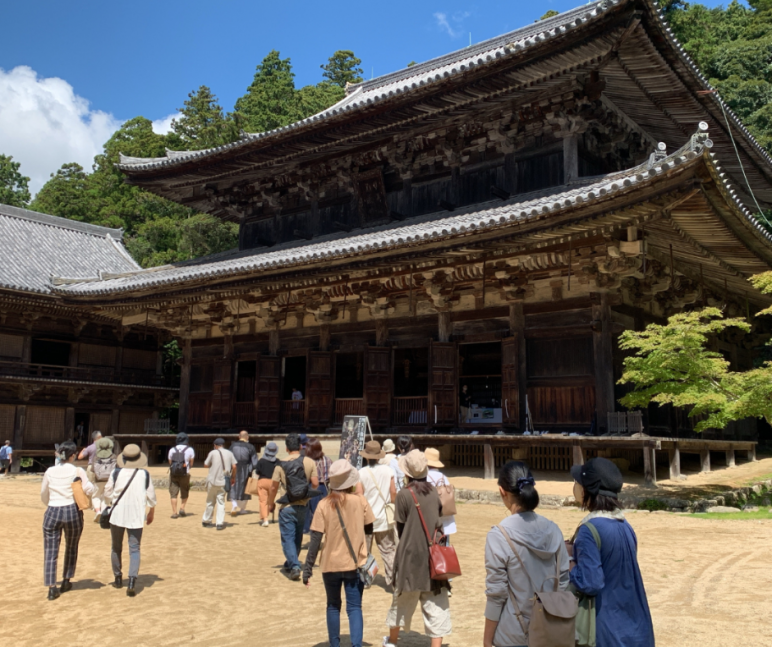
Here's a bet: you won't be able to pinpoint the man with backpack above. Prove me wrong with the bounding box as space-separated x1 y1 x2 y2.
202 438 237 531
79 431 112 522
168 432 195 519
0 440 12 475
91 437 117 520
269 433 319 581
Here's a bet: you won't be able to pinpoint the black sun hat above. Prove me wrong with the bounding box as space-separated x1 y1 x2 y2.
571 457 623 499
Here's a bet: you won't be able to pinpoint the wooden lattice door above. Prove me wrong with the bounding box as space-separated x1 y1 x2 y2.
501 336 519 427
306 352 333 429
211 360 233 428
364 347 391 429
429 341 457 427
256 357 281 429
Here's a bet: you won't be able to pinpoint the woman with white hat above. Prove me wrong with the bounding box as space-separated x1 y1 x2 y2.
40 441 96 600
385 449 451 647
303 459 375 647
379 438 405 493
425 448 456 539
103 444 157 597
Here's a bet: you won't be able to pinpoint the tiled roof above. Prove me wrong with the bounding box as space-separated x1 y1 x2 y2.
0 204 139 295
117 0 618 171
57 131 768 297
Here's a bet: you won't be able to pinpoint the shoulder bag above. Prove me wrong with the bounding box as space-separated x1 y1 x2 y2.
433 474 457 517
496 524 577 647
334 496 378 588
100 469 139 530
217 449 231 494
407 487 461 580
70 467 91 511
365 467 395 527
568 521 602 647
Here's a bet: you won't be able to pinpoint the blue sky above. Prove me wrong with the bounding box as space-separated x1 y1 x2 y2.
1 0 728 193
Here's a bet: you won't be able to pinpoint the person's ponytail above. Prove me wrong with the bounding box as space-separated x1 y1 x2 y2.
498 460 540 511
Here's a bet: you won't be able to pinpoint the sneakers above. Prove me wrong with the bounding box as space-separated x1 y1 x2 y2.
202 521 213 528
216 524 225 531
382 638 396 647
230 507 240 517
178 510 187 518
261 519 269 527
289 567 302 581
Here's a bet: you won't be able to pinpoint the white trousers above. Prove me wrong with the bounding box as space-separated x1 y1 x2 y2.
203 485 225 526
231 499 249 511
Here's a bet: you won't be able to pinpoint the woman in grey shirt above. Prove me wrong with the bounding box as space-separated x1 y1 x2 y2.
483 461 570 647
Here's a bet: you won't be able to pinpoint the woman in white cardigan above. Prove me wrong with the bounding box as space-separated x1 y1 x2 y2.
41 441 96 601
104 444 157 597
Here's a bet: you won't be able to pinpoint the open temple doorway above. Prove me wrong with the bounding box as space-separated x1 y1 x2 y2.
393 348 429 426
234 360 257 427
459 342 503 427
334 352 364 423
282 355 307 426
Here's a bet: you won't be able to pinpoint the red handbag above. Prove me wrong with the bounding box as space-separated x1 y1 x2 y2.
407 488 462 580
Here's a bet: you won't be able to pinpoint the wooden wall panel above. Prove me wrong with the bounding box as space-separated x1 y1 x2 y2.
501 337 519 426
25 406 65 444
189 395 212 427
429 342 457 426
118 411 153 435
307 352 333 429
90 412 112 435
0 405 15 438
123 349 157 371
0 334 23 359
527 385 595 425
527 337 593 378
190 363 214 393
364 347 391 429
256 357 281 428
79 344 116 367
211 361 233 429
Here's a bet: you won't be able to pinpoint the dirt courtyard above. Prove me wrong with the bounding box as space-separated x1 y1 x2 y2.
2 475 771 647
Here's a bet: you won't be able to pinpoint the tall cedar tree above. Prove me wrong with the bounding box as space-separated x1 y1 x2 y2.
0 154 31 207
30 163 91 221
167 85 240 150
321 50 364 87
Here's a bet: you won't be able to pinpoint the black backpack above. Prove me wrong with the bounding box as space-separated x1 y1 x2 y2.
282 456 309 503
170 446 188 477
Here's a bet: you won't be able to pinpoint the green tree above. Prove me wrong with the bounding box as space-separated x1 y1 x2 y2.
320 50 363 88
540 10 559 20
618 272 772 431
179 213 239 259
234 50 303 133
167 85 240 151
0 154 31 207
296 82 345 116
30 163 92 221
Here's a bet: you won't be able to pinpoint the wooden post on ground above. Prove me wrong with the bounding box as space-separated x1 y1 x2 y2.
643 446 657 486
726 448 736 468
700 449 711 473
668 445 681 480
747 445 757 462
178 336 192 433
11 405 25 473
572 444 585 467
483 443 495 480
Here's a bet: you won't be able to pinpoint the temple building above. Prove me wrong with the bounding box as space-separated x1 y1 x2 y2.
45 0 772 440
0 204 177 456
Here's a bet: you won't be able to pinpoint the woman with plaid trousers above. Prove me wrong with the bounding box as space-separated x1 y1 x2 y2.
40 441 95 600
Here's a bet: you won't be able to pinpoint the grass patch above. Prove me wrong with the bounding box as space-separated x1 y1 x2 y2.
637 499 670 512
690 510 772 520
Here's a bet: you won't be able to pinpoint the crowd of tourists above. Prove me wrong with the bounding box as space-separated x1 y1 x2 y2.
37 428 654 647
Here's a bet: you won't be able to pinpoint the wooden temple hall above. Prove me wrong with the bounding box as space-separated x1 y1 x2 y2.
48 0 772 459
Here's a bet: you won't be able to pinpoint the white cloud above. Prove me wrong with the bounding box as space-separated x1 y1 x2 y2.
434 11 471 39
152 114 176 135
0 66 122 196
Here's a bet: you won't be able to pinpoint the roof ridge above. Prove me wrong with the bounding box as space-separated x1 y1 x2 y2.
0 203 125 240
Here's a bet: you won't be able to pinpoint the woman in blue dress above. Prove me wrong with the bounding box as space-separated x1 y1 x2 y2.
569 457 655 647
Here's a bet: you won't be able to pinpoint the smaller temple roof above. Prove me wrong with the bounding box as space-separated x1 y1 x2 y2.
0 204 139 296
55 131 771 298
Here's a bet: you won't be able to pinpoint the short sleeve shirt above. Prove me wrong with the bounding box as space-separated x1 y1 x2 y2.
311 494 375 573
272 455 318 507
359 464 394 532
82 443 97 465
0 445 11 460
167 445 195 473
204 448 237 487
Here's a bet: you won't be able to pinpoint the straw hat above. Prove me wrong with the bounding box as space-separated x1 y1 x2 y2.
117 444 147 469
360 440 385 460
96 437 114 459
424 447 444 469
382 439 396 454
399 449 428 480
328 459 360 491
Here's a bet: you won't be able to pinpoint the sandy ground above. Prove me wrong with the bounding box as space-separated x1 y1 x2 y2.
2 474 771 647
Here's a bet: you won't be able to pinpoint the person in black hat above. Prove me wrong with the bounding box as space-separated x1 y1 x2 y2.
568 458 654 647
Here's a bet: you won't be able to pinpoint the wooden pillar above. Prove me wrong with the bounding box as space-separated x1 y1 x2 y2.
269 328 280 356
563 134 579 183
483 443 495 480
319 324 331 352
700 449 711 473
438 311 451 343
375 319 388 347
111 409 120 436
572 444 585 467
747 445 757 462
643 446 657 486
65 407 75 441
509 301 527 431
10 405 25 473
726 448 736 468
69 342 79 367
21 336 31 364
592 293 615 434
178 336 192 433
668 445 681 480
399 176 413 217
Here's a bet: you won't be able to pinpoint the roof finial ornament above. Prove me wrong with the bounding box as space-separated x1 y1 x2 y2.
648 142 667 169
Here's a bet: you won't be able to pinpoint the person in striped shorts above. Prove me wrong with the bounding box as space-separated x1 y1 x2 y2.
40 441 95 600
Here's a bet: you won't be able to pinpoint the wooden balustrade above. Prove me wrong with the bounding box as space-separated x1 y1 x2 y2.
282 399 305 426
234 402 255 427
0 360 175 387
334 398 365 424
393 396 428 426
